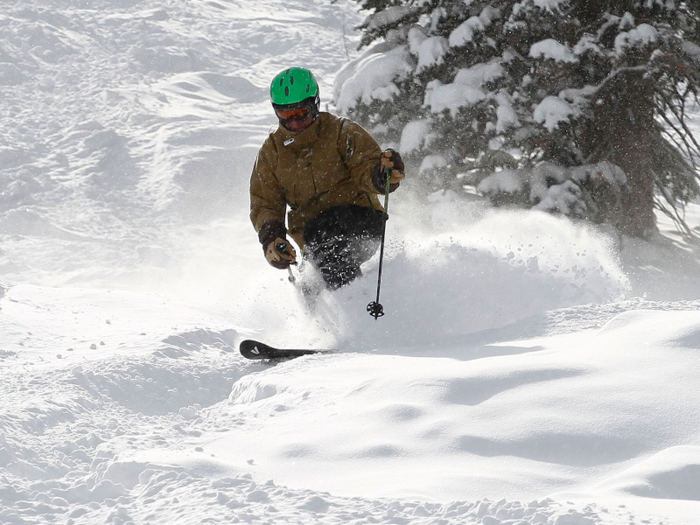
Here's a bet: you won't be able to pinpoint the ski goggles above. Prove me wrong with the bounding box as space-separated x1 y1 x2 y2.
274 104 312 122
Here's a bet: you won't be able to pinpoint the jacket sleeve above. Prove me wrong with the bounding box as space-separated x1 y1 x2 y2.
337 119 383 195
250 137 286 237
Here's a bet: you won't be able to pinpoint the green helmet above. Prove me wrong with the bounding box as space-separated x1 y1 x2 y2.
270 67 319 106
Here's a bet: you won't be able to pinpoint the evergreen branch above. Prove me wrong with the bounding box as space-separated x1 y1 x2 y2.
656 101 699 170
656 91 700 165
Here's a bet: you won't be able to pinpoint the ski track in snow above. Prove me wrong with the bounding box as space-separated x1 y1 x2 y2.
2 1 700 524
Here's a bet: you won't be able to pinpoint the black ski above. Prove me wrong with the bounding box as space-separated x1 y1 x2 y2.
239 339 332 360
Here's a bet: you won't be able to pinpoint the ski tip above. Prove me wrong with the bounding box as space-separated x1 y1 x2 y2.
239 339 267 359
239 339 335 360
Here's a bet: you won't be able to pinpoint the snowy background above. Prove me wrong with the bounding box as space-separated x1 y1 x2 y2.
2 1 700 524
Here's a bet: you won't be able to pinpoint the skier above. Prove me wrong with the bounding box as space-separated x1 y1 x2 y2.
249 67 405 290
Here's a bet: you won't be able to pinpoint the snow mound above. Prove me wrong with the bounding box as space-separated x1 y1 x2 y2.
597 446 700 501
195 308 700 514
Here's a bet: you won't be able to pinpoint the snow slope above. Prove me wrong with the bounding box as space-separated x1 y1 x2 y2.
2 1 700 524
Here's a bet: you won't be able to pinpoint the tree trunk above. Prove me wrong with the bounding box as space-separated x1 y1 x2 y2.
604 133 657 237
584 70 658 237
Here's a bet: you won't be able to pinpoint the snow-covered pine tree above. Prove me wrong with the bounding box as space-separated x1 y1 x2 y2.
335 0 700 238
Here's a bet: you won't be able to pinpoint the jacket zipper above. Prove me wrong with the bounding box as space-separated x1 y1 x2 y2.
308 157 317 194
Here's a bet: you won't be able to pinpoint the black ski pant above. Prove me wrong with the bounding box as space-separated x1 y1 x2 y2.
303 204 385 290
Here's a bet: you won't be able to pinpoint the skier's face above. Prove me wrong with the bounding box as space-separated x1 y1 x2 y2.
274 100 316 133
275 105 311 121
281 113 315 132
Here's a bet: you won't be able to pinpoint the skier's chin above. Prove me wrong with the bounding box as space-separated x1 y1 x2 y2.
283 116 315 133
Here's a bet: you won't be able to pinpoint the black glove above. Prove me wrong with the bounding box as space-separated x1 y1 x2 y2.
259 220 297 270
372 149 405 193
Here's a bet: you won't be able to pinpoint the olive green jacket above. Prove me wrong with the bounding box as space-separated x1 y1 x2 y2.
250 112 383 249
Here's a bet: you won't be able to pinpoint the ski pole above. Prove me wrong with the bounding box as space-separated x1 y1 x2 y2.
276 240 297 284
367 168 392 320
